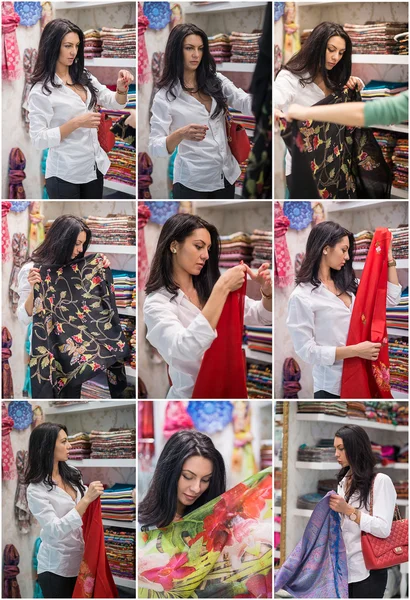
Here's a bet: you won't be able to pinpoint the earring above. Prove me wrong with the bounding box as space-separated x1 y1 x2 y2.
324 251 327 255
172 248 177 254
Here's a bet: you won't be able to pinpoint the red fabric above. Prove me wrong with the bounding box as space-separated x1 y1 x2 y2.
72 498 118 598
341 228 393 399
192 279 248 399
138 202 151 291
274 202 294 287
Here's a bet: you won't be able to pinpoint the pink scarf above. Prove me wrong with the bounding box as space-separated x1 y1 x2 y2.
274 201 294 287
2 2 21 81
138 2 150 84
138 202 151 291
2 201 12 262
2 402 16 481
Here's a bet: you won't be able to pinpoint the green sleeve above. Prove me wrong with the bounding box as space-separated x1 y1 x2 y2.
364 91 409 127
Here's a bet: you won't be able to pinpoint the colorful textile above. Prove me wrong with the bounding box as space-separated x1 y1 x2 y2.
343 22 408 55
14 450 31 534
284 2 300 63
2 201 12 262
163 401 194 438
283 357 301 398
90 428 136 459
283 201 312 230
187 401 233 433
9 201 30 212
29 201 45 254
138 2 150 84
14 2 41 26
139 468 272 598
275 491 348 598
2 544 21 598
8 148 26 200
229 31 261 63
8 402 32 430
250 229 272 269
341 228 393 398
148 51 165 117
138 152 153 199
245 325 272 354
32 538 43 598
100 26 135 59
2 402 16 480
274 201 293 287
143 2 172 30
68 431 91 460
247 362 272 398
105 526 135 580
72 498 118 598
138 202 151 291
101 483 136 522
231 401 257 485
85 215 136 246
219 232 252 268
30 253 129 398
111 270 136 308
2 328 14 400
145 201 179 225
2 2 21 81
9 233 28 313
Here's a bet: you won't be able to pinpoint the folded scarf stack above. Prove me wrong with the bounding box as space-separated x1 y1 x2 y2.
119 316 134 365
361 80 408 103
229 108 256 133
365 401 379 421
207 33 231 63
219 231 252 268
81 378 111 399
244 325 272 354
390 226 408 259
392 137 408 190
49 401 89 406
376 402 394 424
393 32 408 55
90 428 136 459
101 484 135 521
83 29 102 58
395 401 408 425
100 26 136 58
104 527 135 579
347 401 366 419
246 362 272 398
250 229 272 268
394 480 408 498
67 432 91 460
297 493 324 510
318 479 338 495
397 443 408 463
353 229 373 261
297 401 347 417
130 329 136 369
388 335 408 394
261 442 272 468
86 214 136 245
386 286 408 329
229 31 261 63
297 445 336 462
372 129 398 169
106 141 136 188
131 287 136 308
111 270 136 308
343 22 409 54
371 440 382 462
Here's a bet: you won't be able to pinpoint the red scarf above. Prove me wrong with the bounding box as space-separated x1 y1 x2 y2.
72 498 118 598
341 228 393 399
192 279 248 399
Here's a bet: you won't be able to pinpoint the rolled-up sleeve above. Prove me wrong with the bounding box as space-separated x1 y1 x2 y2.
28 87 61 150
144 294 217 365
244 296 272 326
274 70 298 112
386 281 402 307
17 262 33 326
218 73 253 115
360 474 396 539
27 485 83 541
287 293 337 366
148 92 172 158
89 73 127 110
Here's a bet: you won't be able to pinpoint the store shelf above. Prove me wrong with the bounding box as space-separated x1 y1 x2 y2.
85 58 135 68
274 550 281 559
397 499 409 506
353 259 408 270
275 461 282 468
392 390 409 399
113 576 135 590
103 180 136 196
387 327 408 337
296 412 408 431
67 459 135 467
46 400 135 414
125 365 136 378
56 0 133 8
243 345 272 364
103 519 136 529
391 186 408 199
352 55 409 65
371 124 409 134
88 244 135 254
274 506 282 515
118 307 136 317
296 461 408 470
184 1 267 13
294 500 408 517
216 63 256 72
195 200 271 209
327 200 404 212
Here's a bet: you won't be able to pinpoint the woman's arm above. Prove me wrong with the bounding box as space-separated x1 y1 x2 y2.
28 88 62 150
286 101 365 127
360 475 397 538
219 73 253 115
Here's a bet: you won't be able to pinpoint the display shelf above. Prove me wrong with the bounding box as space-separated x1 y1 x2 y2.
103 180 136 196
88 244 135 254
113 576 135 590
118 307 136 317
353 259 408 270
55 0 133 8
195 200 270 209
275 460 282 468
216 63 256 73
274 550 281 559
391 186 408 199
352 55 408 65
296 461 408 470
371 124 409 134
274 506 282 515
326 200 403 212
392 390 409 399
243 345 271 364
103 519 136 529
46 400 135 414
294 499 408 518
85 58 135 68
296 412 408 431
184 1 267 13
387 327 408 337
125 365 136 378
67 459 135 467
397 499 410 506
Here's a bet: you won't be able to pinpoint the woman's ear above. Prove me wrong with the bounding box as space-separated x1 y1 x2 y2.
170 242 178 254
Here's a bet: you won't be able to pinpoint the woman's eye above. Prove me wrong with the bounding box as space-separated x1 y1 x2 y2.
183 475 192 480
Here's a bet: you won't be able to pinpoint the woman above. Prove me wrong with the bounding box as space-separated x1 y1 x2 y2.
17 215 110 398
139 430 225 530
28 18 134 199
330 425 396 598
25 423 104 598
287 221 401 399
274 22 364 188
143 213 272 399
148 23 253 200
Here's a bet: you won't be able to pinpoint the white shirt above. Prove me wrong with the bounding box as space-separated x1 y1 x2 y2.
275 70 364 176
27 471 88 577
28 72 127 184
148 73 253 192
143 287 272 398
287 279 402 395
17 262 35 326
338 472 397 584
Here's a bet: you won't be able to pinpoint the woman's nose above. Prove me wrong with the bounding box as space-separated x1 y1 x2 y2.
190 482 201 493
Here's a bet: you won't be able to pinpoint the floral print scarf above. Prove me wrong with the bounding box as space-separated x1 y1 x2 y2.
280 87 392 199
139 467 272 598
30 253 129 398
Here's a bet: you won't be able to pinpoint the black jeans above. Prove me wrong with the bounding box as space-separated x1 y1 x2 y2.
37 571 77 598
173 176 235 199
46 167 104 199
314 390 341 398
348 568 388 598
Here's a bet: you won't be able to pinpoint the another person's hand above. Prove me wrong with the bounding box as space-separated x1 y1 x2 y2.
329 493 350 514
101 254 110 268
125 109 136 129
346 76 364 91
84 481 104 503
285 103 308 122
218 264 247 292
274 108 285 121
354 341 381 360
181 124 209 142
75 112 101 129
28 267 42 288
117 69 134 92
245 262 272 296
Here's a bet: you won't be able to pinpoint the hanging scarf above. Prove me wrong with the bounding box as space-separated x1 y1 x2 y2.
2 545 21 598
2 201 12 262
14 450 32 534
231 401 257 485
30 253 129 399
170 3 182 29
148 51 165 117
294 252 305 276
40 1 53 31
283 2 300 63
138 202 151 291
163 401 194 438
32 538 43 598
280 87 392 199
275 491 348 598
139 467 272 598
29 202 45 254
192 280 248 399
72 498 118 598
21 48 38 132
282 356 301 398
2 402 16 480
138 2 150 84
138 152 153 200
9 233 28 313
8 148 26 200
274 201 294 287
10 201 30 212
341 228 394 399
1 2 21 81
23 323 33 398
2 328 14 400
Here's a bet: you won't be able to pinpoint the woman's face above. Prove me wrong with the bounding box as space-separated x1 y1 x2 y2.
177 455 213 509
323 235 350 271
334 436 349 467
183 34 204 73
58 31 80 69
171 227 211 276
71 230 87 259
325 35 346 71
54 429 71 463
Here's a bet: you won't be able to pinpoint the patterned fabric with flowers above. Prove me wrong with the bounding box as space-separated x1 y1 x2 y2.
280 87 392 199
30 253 129 398
139 467 272 598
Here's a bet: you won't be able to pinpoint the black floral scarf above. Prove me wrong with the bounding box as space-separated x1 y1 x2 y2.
280 87 392 199
30 253 130 398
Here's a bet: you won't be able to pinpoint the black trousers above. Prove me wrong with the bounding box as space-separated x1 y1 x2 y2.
314 390 341 398
37 571 77 599
348 568 388 598
173 176 235 199
46 168 104 199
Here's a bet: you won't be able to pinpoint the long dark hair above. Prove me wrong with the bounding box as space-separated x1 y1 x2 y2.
296 221 357 295
30 215 91 267
30 18 98 110
157 23 227 119
24 422 86 497
282 22 352 91
139 430 226 529
145 213 221 304
335 425 376 511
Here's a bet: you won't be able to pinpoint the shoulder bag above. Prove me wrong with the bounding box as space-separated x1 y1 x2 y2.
225 109 251 164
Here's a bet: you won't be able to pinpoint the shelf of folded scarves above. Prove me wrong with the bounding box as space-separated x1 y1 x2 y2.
327 200 405 212
67 459 135 467
216 63 256 73
391 186 408 199
125 365 136 378
112 576 136 589
88 244 136 254
371 124 409 135
296 461 408 469
396 499 409 506
46 400 135 414
352 55 409 65
84 58 136 68
184 1 267 13
296 413 408 431
103 179 136 196
392 390 409 399
352 259 408 270
387 327 408 337
117 307 136 317
242 345 271 364
103 519 136 529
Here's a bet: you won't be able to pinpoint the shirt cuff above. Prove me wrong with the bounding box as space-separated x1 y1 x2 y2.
150 136 171 158
193 311 218 342
257 301 272 324
318 345 337 366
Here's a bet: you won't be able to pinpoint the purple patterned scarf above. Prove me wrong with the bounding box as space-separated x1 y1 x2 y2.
274 491 348 598
8 148 26 199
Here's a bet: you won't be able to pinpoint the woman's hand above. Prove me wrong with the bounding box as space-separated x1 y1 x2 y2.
75 112 101 129
354 341 381 360
181 124 209 142
218 264 247 292
285 103 308 122
101 254 110 268
274 108 285 121
346 76 364 91
329 493 351 514
84 480 104 504
28 267 42 289
245 262 272 296
117 69 134 92
125 109 136 129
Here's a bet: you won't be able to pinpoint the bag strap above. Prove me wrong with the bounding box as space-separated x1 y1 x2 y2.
369 473 401 520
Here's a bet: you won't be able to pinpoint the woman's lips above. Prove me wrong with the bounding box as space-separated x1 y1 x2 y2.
184 493 197 501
